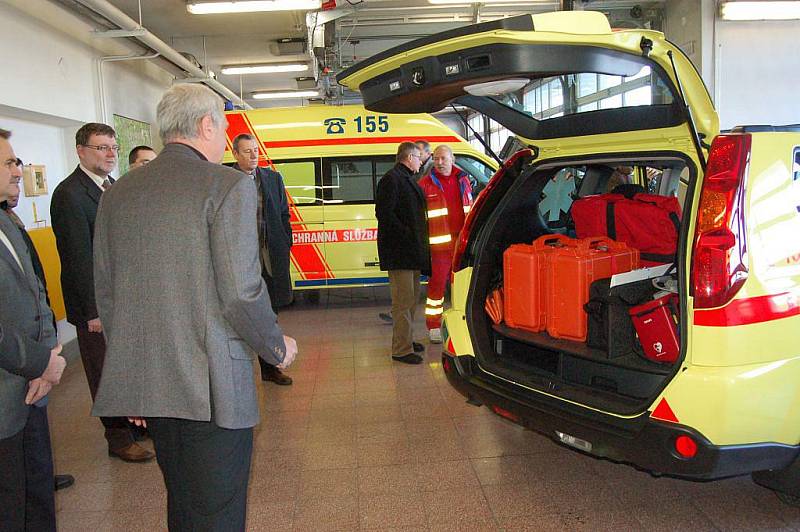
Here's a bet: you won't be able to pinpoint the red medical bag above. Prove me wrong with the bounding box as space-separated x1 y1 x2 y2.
571 193 681 267
628 295 680 364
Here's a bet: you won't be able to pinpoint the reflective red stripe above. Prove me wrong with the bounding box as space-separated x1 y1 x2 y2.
261 135 460 149
693 291 800 326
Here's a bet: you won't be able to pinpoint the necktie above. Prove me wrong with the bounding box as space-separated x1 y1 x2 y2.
102 178 112 191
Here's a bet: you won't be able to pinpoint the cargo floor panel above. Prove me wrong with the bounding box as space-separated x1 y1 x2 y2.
493 323 671 375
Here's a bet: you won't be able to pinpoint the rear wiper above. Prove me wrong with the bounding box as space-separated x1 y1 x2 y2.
665 49 708 172
450 104 503 165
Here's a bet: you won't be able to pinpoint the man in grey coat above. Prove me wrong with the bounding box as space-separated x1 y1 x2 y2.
91 85 297 531
0 128 66 531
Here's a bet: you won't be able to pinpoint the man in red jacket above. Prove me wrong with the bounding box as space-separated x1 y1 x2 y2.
418 145 473 343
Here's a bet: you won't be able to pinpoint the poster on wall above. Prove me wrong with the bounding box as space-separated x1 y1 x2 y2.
113 114 152 177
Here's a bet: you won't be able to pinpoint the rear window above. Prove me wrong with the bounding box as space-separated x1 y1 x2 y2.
496 67 674 121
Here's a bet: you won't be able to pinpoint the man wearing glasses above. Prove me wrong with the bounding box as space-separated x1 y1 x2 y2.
50 123 154 463
375 142 430 364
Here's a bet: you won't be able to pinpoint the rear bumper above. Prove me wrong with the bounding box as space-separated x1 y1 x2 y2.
443 352 799 479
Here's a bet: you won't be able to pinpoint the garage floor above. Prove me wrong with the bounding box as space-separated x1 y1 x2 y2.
50 288 800 531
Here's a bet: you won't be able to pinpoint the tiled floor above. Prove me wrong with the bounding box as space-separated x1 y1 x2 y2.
49 288 800 531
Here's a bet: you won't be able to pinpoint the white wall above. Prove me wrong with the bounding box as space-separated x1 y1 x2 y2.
0 0 174 229
713 19 800 130
1 0 175 339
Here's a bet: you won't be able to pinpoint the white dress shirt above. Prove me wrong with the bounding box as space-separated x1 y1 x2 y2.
0 225 22 269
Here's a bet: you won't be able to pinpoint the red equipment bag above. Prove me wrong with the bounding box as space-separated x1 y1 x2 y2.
628 295 680 364
571 193 682 267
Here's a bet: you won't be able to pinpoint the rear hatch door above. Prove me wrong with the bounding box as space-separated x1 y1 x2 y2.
337 11 719 165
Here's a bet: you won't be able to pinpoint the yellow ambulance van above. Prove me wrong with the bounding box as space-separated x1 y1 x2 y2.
339 10 800 502
223 105 496 293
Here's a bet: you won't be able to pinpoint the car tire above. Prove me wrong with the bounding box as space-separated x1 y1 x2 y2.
776 490 800 507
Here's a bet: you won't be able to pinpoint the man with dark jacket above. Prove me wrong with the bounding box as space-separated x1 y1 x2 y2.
50 122 153 463
375 142 431 364
231 133 294 386
0 128 66 531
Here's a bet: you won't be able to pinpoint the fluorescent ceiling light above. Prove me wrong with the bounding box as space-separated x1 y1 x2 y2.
187 1 322 14
428 0 545 4
252 90 320 100
221 63 308 75
720 1 800 20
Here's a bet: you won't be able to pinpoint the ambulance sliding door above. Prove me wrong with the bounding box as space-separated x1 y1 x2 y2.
272 159 327 290
321 156 393 287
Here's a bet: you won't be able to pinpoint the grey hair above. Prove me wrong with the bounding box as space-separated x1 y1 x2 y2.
0 129 10 140
232 133 256 152
433 144 453 158
157 84 225 143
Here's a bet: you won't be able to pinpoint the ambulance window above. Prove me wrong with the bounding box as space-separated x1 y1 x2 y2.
328 159 375 203
273 160 320 205
455 155 495 195
375 160 394 181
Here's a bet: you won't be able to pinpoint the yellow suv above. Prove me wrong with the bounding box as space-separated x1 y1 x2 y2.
340 11 800 501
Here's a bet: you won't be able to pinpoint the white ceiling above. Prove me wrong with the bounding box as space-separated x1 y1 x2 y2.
91 0 664 108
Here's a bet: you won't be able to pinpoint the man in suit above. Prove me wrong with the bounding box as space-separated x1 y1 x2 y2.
50 122 153 463
231 133 293 386
128 145 157 170
91 84 297 531
3 157 75 493
0 128 67 531
375 142 431 365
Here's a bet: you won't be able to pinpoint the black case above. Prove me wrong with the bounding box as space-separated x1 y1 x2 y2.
585 278 657 358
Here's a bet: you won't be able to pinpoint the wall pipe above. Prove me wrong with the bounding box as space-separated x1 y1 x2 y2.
75 0 251 109
98 52 161 125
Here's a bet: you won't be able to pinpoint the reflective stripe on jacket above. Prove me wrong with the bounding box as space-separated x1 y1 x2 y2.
418 168 473 253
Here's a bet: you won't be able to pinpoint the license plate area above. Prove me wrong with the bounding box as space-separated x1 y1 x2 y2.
555 430 593 453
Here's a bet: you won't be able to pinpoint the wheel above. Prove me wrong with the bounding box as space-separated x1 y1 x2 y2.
776 490 800 508
303 289 321 304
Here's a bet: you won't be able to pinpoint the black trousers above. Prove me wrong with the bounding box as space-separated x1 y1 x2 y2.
147 418 253 532
0 406 56 532
75 326 133 450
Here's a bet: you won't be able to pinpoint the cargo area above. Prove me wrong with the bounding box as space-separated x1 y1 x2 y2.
467 155 694 415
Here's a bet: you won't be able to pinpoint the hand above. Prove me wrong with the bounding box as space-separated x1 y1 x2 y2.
128 416 147 429
87 318 103 333
276 335 297 369
40 344 66 385
25 378 53 405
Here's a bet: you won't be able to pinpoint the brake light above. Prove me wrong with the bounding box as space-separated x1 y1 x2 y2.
491 404 520 423
451 149 533 273
691 134 751 309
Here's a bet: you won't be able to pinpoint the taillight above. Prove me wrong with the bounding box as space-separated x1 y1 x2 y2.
451 149 534 273
691 134 751 309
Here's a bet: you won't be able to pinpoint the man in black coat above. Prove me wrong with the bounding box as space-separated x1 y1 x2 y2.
375 142 431 364
50 123 154 462
231 133 294 385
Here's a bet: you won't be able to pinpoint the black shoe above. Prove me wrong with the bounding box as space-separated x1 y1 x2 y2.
392 353 423 365
262 366 293 385
379 312 393 324
413 342 424 352
54 474 74 491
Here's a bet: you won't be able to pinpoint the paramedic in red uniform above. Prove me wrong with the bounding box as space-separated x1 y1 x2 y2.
418 145 473 343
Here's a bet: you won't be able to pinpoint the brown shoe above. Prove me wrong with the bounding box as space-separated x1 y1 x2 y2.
109 443 155 463
262 366 293 385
